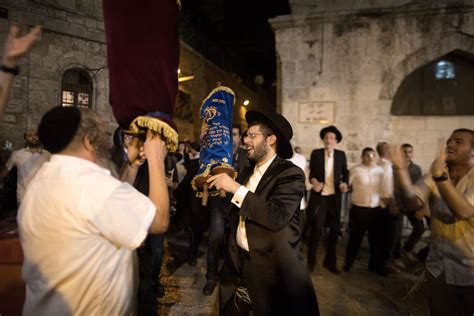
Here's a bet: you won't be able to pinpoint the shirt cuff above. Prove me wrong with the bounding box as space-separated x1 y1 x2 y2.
231 186 249 208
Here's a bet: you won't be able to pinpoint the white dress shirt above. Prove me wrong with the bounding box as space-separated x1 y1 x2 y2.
231 155 277 251
349 164 385 208
18 155 156 315
5 147 50 202
322 150 335 196
288 152 309 209
377 157 394 207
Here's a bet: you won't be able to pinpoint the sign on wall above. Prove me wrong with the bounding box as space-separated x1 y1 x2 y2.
298 101 335 124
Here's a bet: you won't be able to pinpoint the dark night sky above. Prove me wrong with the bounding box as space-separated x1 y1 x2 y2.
179 0 291 95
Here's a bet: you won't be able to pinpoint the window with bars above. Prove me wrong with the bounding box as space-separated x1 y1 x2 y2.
61 68 92 108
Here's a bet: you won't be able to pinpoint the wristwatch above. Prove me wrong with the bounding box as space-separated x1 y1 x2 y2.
0 65 19 75
432 172 449 182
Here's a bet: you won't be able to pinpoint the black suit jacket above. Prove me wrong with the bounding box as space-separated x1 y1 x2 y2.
308 148 348 191
307 148 348 214
219 156 319 315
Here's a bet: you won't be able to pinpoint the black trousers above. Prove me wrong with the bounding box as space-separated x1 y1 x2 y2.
222 251 252 315
307 194 339 269
428 272 474 316
367 208 393 271
189 196 227 280
344 205 380 268
403 212 425 252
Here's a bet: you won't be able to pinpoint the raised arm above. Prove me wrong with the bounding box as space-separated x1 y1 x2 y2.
144 131 170 234
0 25 41 119
390 145 425 211
430 142 474 219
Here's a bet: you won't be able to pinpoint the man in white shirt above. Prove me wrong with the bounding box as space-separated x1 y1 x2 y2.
289 147 310 211
0 129 50 203
343 147 385 272
207 111 318 315
18 106 170 315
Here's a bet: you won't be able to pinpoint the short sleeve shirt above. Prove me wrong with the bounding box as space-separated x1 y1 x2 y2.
18 155 156 315
5 148 50 202
415 168 474 286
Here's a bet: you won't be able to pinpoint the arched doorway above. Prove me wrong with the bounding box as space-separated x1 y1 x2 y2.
391 50 474 116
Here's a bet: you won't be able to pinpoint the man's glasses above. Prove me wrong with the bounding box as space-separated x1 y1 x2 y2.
244 132 266 140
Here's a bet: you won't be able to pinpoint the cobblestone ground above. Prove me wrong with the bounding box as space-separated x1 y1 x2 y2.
139 225 429 316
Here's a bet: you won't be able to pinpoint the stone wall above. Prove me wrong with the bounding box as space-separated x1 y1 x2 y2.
0 0 261 150
288 0 473 15
271 3 474 170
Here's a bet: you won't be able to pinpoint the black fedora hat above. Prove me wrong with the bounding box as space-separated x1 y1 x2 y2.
319 125 342 143
245 110 293 159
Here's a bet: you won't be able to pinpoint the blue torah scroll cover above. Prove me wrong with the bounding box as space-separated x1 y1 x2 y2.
197 86 235 178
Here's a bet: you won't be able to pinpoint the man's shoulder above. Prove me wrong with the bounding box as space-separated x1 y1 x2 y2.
310 148 324 157
334 149 346 156
350 164 362 172
11 148 27 156
275 158 304 176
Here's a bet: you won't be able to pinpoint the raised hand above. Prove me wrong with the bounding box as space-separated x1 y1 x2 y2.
3 25 42 67
388 144 405 170
144 130 167 163
430 138 447 177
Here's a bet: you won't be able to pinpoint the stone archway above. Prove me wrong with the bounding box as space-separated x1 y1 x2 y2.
379 33 474 101
382 33 474 170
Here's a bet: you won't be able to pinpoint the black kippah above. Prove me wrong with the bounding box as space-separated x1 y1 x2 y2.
38 106 81 153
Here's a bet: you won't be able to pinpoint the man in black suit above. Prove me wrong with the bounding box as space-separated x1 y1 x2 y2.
306 126 348 274
207 111 318 315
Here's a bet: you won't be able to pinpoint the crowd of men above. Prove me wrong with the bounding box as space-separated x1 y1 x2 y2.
0 25 473 316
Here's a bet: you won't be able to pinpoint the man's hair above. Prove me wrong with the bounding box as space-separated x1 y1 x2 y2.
68 109 107 153
453 128 474 148
362 147 375 156
376 142 388 156
401 143 413 149
232 123 242 135
248 120 273 137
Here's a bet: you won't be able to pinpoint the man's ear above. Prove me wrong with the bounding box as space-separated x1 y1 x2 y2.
83 134 95 152
267 134 277 146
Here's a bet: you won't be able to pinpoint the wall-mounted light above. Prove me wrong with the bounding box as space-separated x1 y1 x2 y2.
177 68 181 74
178 75 195 82
243 100 250 106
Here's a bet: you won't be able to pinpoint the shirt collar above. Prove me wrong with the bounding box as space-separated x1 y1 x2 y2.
255 154 277 176
50 154 111 175
379 157 392 166
25 146 43 154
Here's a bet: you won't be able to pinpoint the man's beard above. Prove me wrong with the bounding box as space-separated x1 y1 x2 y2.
248 140 268 162
96 149 118 176
26 140 39 148
93 134 118 177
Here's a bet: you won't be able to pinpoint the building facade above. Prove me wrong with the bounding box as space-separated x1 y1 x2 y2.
272 0 474 169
